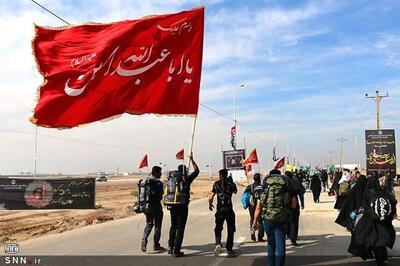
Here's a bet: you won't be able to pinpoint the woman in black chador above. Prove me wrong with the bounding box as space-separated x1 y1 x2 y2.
310 174 322 203
336 174 397 266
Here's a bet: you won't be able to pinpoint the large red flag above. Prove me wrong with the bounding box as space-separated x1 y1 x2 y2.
176 149 184 160
138 155 148 170
31 8 204 128
274 156 285 170
242 149 258 165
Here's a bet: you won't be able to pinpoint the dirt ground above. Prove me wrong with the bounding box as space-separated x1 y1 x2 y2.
0 175 217 244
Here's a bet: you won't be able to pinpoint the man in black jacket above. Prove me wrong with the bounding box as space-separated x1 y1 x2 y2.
244 173 264 242
141 166 165 252
167 154 199 257
285 171 305 246
209 169 238 256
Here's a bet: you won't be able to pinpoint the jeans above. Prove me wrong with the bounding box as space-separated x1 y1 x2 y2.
263 219 288 266
214 207 236 251
168 205 189 253
142 205 163 247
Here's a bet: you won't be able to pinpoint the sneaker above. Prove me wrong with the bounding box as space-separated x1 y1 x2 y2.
141 239 147 253
251 233 256 242
173 251 185 257
153 245 167 252
213 244 222 256
227 250 237 257
291 241 299 247
258 237 266 242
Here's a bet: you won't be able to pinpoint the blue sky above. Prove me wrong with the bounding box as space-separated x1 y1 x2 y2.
0 0 399 174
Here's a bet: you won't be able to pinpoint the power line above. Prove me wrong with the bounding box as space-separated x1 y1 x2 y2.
0 129 172 152
30 0 71 25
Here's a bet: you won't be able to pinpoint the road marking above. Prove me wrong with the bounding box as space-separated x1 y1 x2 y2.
209 236 247 266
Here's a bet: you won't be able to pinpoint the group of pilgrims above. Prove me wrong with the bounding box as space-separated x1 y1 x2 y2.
136 158 398 266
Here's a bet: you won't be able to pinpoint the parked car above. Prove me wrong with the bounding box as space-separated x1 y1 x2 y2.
96 176 108 182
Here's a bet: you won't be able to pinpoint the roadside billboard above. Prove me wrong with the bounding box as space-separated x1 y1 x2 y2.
0 177 95 210
365 129 396 179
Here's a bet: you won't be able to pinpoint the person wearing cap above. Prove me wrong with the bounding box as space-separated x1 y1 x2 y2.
167 153 199 257
141 166 166 252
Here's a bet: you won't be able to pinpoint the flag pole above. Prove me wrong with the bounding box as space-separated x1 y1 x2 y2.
187 116 198 171
33 126 38 178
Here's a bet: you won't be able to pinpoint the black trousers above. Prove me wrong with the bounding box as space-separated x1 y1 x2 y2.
214 207 236 251
249 205 264 238
312 190 321 202
168 205 188 253
287 207 300 243
322 181 328 191
142 205 163 247
372 246 388 266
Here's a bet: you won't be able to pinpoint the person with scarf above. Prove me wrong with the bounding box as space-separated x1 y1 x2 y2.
334 170 351 210
310 174 322 203
337 174 397 266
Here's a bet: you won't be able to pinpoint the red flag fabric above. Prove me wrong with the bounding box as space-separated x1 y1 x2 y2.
176 149 184 160
31 8 204 128
138 154 148 169
274 156 285 170
242 149 258 165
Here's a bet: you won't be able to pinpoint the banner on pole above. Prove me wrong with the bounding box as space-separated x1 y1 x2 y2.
0 177 95 210
222 149 245 170
365 129 396 179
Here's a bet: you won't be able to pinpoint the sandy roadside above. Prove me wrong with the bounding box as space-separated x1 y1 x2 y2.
0 175 218 244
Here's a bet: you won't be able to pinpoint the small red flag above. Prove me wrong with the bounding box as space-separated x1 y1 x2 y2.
31 8 204 128
274 156 285 170
138 155 148 170
176 149 184 160
242 149 258 165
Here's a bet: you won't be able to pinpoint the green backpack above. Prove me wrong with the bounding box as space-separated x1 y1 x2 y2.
338 182 350 197
260 175 291 222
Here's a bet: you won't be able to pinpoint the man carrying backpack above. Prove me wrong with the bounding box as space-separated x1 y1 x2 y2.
243 173 264 242
164 154 199 257
253 169 293 266
141 166 165 252
209 169 238 256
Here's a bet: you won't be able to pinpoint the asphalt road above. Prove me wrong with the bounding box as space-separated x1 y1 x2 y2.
2 189 400 266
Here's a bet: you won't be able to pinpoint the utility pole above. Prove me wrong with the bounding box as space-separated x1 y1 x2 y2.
328 151 334 165
337 138 347 171
355 136 360 168
365 90 389 130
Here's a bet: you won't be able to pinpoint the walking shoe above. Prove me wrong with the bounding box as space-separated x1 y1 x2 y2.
168 247 173 255
258 237 266 242
173 251 185 257
227 250 237 257
291 241 299 247
213 244 222 256
153 245 167 252
251 233 256 242
141 239 147 253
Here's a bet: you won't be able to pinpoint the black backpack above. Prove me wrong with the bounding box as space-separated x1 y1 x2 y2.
370 194 393 221
162 171 186 205
133 178 151 213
